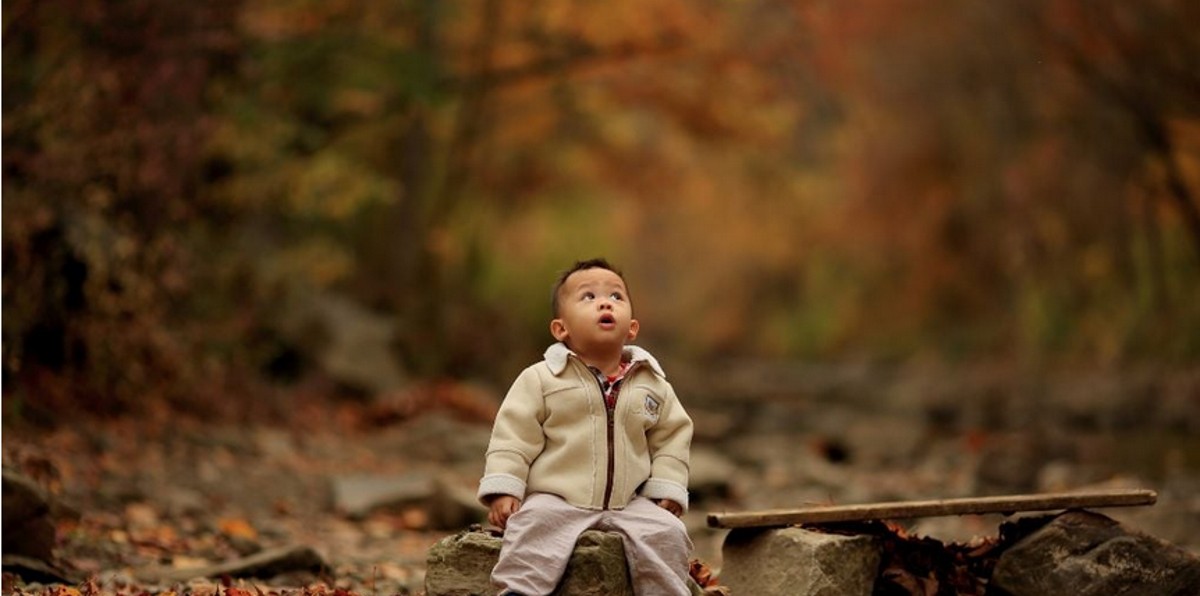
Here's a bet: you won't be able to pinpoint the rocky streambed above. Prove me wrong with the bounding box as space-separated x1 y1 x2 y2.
3 361 1198 594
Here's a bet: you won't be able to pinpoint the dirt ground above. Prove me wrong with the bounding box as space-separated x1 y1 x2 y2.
3 398 475 595
4 363 1199 595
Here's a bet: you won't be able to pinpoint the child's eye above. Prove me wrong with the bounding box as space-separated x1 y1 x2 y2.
582 291 595 301
610 292 624 301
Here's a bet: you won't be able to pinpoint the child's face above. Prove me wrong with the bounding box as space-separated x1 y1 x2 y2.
551 267 639 354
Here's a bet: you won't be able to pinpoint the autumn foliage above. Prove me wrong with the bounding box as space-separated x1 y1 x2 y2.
5 583 357 596
4 0 1200 418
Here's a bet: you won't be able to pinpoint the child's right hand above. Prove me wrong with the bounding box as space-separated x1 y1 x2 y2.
488 495 522 530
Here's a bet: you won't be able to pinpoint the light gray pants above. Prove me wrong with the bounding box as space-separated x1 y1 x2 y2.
492 493 693 596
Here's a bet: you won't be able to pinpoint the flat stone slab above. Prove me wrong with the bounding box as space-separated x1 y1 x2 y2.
708 489 1157 529
331 472 436 518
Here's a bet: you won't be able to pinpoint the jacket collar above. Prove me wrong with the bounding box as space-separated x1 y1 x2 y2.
544 342 666 379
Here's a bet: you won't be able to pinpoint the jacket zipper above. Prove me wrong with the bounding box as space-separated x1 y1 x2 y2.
594 361 640 510
593 371 616 510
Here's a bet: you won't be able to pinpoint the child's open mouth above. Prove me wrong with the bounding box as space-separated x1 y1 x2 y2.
599 314 616 327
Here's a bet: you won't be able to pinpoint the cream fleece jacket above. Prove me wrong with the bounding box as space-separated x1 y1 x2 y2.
478 343 693 511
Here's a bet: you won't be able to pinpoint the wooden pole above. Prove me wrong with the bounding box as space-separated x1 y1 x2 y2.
706 489 1158 529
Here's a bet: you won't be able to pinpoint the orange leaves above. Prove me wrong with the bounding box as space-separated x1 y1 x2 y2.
224 586 355 596
8 0 1199 417
808 520 1002 596
41 588 81 596
8 585 367 596
688 557 719 587
690 558 734 595
218 518 259 542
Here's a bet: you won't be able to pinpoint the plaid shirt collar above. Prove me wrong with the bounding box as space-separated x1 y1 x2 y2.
589 360 631 409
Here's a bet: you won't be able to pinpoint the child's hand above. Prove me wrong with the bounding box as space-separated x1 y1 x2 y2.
488 495 522 529
656 499 683 517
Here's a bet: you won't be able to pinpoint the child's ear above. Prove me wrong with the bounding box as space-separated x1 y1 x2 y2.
550 318 570 342
626 319 640 342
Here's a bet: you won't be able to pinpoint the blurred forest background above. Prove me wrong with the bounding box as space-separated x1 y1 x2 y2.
5 0 1200 421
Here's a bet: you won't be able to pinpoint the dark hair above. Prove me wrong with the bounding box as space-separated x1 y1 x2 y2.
551 258 629 317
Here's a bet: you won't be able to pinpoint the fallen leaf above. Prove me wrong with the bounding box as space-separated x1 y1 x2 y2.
218 518 258 541
689 558 718 587
172 555 211 569
399 507 427 530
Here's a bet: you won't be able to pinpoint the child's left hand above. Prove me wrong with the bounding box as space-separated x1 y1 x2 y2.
656 499 683 517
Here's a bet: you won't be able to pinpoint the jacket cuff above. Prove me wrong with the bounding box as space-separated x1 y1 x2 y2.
640 478 689 512
477 473 527 506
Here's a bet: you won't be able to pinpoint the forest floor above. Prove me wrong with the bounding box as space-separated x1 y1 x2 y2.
2 393 481 596
4 363 1199 595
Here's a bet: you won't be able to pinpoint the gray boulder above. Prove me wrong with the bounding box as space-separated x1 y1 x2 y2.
425 529 708 596
992 510 1200 596
425 530 503 596
720 526 881 596
425 529 632 596
332 472 436 518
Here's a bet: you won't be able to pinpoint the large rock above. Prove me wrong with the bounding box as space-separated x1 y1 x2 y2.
425 529 712 596
425 530 502 596
425 529 633 596
2 470 81 584
332 472 436 518
331 472 484 529
992 510 1200 596
278 291 407 395
689 447 738 503
720 527 881 596
1 470 56 561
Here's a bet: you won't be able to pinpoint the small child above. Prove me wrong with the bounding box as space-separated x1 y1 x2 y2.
478 258 694 596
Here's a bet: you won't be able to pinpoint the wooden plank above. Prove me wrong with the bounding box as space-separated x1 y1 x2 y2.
706 489 1158 529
